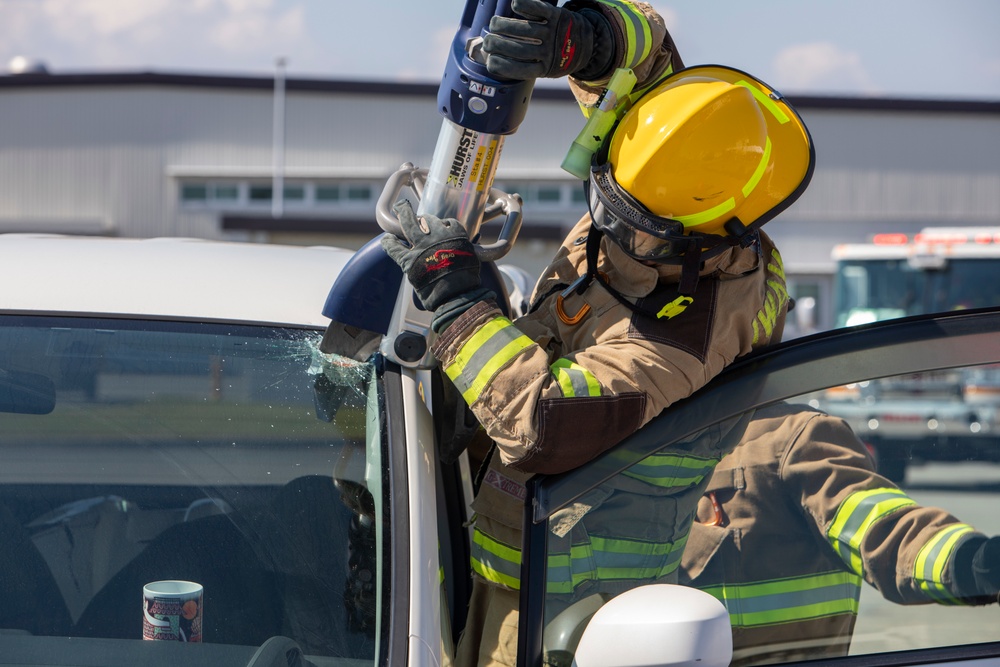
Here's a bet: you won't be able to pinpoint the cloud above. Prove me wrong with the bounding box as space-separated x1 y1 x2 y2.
41 0 174 38
658 6 679 33
209 4 307 56
0 0 317 73
394 25 453 81
772 42 881 95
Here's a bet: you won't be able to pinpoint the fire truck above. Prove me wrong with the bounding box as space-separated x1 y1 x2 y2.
818 227 1000 482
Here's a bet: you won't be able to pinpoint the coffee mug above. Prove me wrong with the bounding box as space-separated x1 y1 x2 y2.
142 580 203 642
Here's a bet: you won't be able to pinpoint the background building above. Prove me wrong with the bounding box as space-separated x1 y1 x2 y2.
1 70 998 332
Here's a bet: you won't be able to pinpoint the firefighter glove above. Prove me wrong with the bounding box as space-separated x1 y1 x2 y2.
381 201 490 331
484 0 614 81
951 535 1000 603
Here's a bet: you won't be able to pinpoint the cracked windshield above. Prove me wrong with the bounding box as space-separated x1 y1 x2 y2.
0 316 385 665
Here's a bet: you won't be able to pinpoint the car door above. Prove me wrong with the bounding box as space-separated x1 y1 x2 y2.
518 307 1000 667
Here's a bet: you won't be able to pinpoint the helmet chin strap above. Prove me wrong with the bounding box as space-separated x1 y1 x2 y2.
579 224 704 320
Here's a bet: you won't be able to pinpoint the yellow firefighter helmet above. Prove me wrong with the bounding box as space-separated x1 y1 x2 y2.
588 65 814 262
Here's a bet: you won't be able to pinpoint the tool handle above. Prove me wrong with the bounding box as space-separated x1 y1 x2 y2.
376 163 523 263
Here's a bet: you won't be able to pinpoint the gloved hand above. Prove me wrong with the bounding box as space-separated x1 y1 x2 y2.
951 535 1000 602
381 200 491 332
483 0 614 81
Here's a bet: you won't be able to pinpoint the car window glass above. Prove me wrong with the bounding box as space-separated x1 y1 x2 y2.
805 361 1000 659
539 412 754 667
539 359 1000 667
0 315 387 666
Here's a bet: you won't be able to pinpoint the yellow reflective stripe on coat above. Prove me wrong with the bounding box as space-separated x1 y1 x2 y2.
827 487 918 576
471 526 688 593
698 570 862 628
444 317 534 405
471 528 522 589
593 0 652 69
550 358 602 397
914 523 976 604
752 249 789 345
622 452 719 489
546 533 689 594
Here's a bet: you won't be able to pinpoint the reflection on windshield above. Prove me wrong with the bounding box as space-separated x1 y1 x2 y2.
682 364 1000 667
539 364 1000 667
834 259 1000 327
540 413 753 667
0 316 386 665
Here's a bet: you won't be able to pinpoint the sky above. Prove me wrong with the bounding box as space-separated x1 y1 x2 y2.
2 0 1000 101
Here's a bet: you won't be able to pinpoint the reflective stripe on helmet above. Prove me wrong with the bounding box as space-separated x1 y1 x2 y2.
914 523 976 604
698 570 862 628
743 136 772 198
735 80 791 124
444 316 534 405
472 526 689 592
827 488 918 576
593 0 652 70
550 358 602 397
671 136 772 229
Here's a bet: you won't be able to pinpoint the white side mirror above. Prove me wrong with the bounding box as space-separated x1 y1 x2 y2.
572 584 732 667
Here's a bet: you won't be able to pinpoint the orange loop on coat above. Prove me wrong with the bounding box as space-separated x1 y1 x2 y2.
700 492 726 527
555 272 608 326
556 294 590 325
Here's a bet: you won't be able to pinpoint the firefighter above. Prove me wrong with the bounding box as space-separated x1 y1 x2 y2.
382 1 814 665
681 401 1000 666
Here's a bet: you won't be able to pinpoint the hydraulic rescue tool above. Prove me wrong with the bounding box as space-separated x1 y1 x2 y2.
322 0 559 367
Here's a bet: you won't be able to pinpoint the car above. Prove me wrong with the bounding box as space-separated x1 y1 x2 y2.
2 232 1000 667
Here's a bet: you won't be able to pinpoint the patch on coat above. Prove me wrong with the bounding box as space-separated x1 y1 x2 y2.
482 469 527 502
627 276 720 363
513 393 646 475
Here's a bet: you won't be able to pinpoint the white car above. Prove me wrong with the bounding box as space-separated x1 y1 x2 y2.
1 232 999 667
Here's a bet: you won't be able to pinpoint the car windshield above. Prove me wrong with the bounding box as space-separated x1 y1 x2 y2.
0 315 387 667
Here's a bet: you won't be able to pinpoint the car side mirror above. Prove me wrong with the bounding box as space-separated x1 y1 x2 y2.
572 584 732 667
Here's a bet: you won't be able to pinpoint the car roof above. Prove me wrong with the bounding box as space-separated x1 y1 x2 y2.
0 234 355 327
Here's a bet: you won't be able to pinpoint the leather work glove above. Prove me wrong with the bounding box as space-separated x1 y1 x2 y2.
951 535 1000 603
381 201 493 333
483 0 614 81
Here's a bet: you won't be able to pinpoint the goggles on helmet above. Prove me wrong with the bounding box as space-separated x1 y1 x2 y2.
588 161 693 262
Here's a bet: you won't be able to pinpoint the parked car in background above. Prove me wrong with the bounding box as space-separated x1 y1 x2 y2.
2 232 999 667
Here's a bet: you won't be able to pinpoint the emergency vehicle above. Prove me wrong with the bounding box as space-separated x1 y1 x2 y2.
822 227 1000 482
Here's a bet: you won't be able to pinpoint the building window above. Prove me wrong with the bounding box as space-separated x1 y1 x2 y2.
346 184 372 202
181 182 240 206
181 184 209 202
316 186 340 203
496 182 578 207
211 184 239 202
177 179 386 211
249 185 273 202
537 186 562 203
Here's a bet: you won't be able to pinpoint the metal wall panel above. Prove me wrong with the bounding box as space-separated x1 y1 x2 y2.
0 77 997 263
